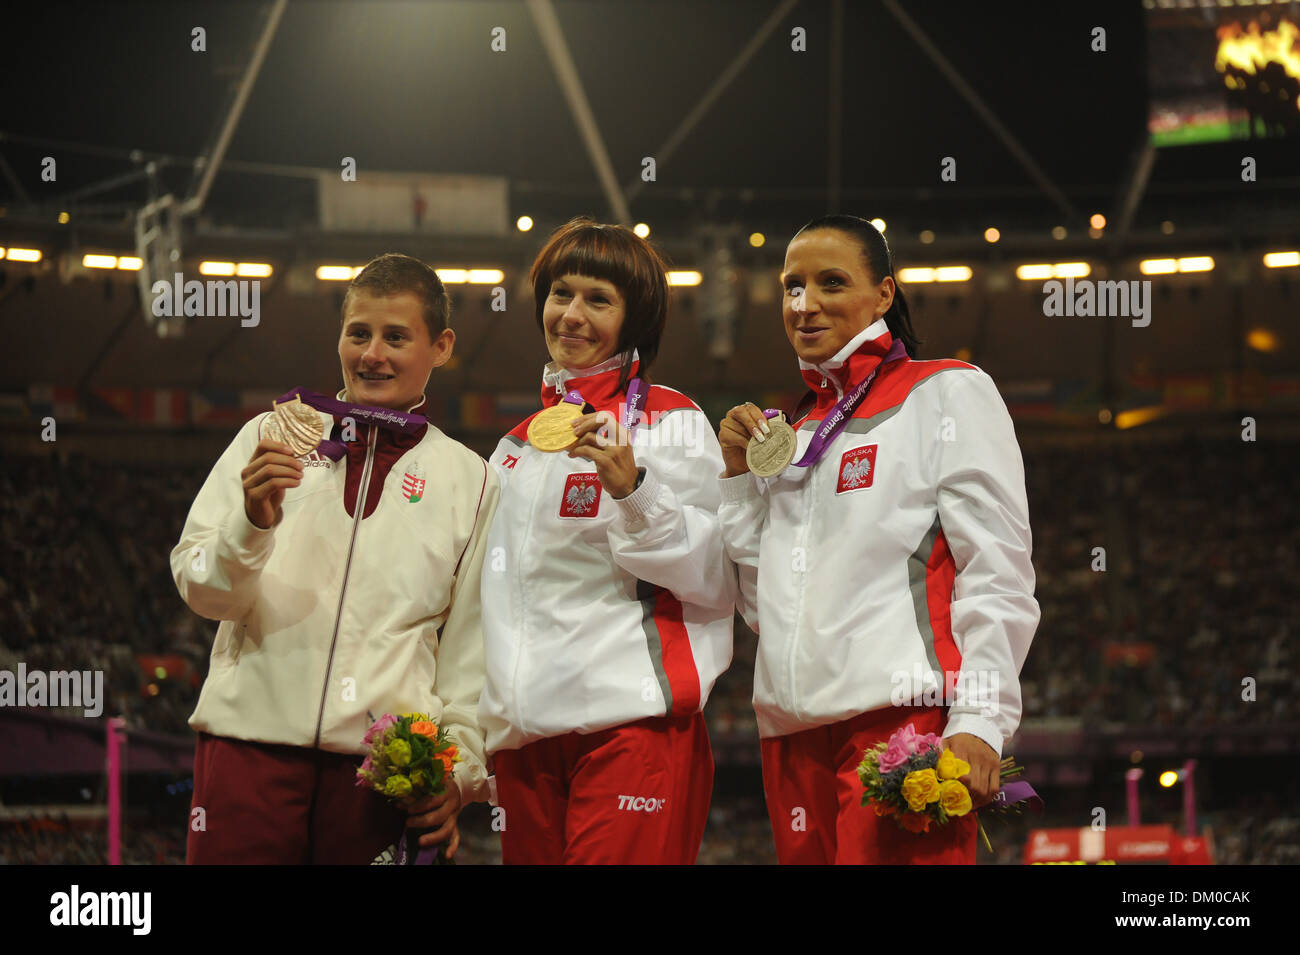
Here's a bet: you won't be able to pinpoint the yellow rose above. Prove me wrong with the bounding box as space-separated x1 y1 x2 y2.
385 739 412 768
939 780 972 817
384 774 413 798
936 748 971 781
901 769 941 812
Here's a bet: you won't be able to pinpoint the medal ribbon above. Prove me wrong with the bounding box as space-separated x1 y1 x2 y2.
556 377 646 441
762 339 906 469
622 378 647 439
992 779 1043 811
274 388 428 460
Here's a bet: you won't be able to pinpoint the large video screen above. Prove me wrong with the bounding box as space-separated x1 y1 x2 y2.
1148 3 1300 146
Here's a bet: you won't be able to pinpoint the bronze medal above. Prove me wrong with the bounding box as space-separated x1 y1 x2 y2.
271 395 325 457
746 414 798 478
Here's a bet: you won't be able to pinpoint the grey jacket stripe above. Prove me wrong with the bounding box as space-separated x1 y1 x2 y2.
907 515 945 678
798 366 964 434
636 579 673 715
502 434 526 448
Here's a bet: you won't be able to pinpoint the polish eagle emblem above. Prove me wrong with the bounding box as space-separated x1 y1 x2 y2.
840 454 872 489
565 483 598 515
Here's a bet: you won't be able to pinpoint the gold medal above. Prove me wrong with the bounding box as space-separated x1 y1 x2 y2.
527 401 586 452
271 395 325 457
746 413 798 478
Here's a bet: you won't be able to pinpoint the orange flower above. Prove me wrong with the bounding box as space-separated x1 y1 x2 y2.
438 751 456 776
898 811 932 834
409 721 437 739
874 801 899 817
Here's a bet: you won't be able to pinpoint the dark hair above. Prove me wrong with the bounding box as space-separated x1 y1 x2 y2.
529 217 671 392
792 214 923 358
342 252 451 339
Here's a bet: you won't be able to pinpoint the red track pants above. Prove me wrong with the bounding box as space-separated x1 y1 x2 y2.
186 732 406 865
760 705 978 865
492 713 713 864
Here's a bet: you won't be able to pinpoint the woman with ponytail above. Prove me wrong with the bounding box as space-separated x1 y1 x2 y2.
715 215 1039 864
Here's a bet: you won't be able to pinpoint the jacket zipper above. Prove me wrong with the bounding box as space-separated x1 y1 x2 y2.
786 442 818 721
313 424 377 748
509 437 554 738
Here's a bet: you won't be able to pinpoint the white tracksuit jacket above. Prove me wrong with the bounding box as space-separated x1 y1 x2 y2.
479 351 736 754
718 320 1039 756
171 393 499 803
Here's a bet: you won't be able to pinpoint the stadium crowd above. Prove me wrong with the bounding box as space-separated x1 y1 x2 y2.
1 431 1296 864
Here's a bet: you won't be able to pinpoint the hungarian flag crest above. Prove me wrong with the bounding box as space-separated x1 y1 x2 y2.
401 462 426 503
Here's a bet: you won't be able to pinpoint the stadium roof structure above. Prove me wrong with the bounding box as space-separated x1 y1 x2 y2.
0 1 1297 406
1 0 1297 251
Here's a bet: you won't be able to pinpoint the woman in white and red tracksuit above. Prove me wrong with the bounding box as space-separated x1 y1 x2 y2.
479 217 735 864
717 215 1040 865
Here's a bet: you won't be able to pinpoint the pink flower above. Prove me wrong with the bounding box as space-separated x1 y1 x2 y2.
915 732 942 754
363 713 397 747
355 754 374 788
877 738 912 773
891 723 920 753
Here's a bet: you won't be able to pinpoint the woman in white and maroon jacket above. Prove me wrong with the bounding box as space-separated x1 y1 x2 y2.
479 217 735 864
717 215 1040 865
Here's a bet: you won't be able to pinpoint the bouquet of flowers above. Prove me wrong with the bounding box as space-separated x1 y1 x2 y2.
858 722 1035 851
356 712 461 865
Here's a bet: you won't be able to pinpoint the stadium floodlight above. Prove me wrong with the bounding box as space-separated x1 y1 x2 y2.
1139 258 1178 275
467 269 504 284
1016 262 1091 280
667 271 703 287
5 247 43 262
1017 265 1054 280
83 254 118 269
436 269 469 284
897 267 973 283
633 223 650 238
199 261 237 276
1177 256 1214 273
117 256 143 271
316 265 360 281
236 262 273 277
516 216 534 232
1263 251 1300 268
870 218 887 233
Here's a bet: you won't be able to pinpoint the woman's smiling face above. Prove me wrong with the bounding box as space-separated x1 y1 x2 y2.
781 229 894 365
338 292 453 409
542 273 626 370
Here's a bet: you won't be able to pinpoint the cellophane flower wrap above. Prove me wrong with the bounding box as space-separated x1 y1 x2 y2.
356 712 461 802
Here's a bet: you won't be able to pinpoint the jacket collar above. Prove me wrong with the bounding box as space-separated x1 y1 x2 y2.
335 389 427 415
541 349 639 409
798 318 894 401
333 390 429 444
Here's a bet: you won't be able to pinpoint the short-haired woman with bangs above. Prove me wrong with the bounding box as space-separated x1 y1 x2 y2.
479 217 736 864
